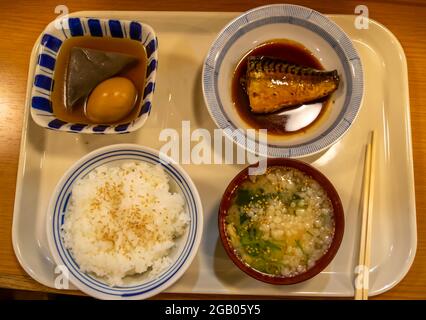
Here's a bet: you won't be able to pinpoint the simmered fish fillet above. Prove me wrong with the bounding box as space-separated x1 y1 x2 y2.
245 56 340 113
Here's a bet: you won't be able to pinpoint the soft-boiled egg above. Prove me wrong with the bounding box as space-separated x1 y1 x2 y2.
86 77 137 123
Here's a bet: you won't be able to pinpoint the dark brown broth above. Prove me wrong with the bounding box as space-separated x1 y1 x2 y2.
232 39 331 136
51 36 147 125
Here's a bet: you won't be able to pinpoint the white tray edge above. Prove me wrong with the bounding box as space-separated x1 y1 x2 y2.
11 11 417 297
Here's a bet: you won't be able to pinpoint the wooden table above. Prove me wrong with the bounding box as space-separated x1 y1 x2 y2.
0 0 425 300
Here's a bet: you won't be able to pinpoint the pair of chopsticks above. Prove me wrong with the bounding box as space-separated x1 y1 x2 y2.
355 131 376 300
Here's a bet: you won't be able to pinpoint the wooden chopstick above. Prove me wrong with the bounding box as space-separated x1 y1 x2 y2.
355 131 376 300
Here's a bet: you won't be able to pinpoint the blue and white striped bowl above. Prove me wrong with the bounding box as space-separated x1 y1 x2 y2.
31 17 158 134
202 4 364 158
46 144 203 300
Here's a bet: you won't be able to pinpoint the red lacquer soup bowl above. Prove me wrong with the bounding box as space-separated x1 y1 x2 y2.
218 158 345 285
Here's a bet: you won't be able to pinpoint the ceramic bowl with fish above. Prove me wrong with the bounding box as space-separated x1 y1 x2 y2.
30 16 158 134
202 4 363 158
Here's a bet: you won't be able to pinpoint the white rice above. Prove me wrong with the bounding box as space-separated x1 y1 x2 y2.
62 161 189 286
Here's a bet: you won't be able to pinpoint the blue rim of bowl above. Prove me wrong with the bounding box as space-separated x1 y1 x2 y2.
202 4 364 158
31 17 158 134
48 147 201 298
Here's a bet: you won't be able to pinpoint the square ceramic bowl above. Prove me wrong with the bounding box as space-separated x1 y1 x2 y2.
202 4 364 158
30 16 158 134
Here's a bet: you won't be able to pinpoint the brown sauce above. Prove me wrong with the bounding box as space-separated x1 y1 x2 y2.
232 39 331 136
51 36 147 124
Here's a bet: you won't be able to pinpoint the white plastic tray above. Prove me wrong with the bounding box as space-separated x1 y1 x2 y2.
12 11 416 297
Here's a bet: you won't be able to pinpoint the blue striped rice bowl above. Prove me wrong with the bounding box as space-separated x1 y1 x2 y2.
46 144 203 299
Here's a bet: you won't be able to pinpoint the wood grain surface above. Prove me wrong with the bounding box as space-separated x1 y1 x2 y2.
0 0 425 299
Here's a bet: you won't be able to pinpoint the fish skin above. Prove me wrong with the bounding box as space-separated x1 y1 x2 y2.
245 56 340 113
